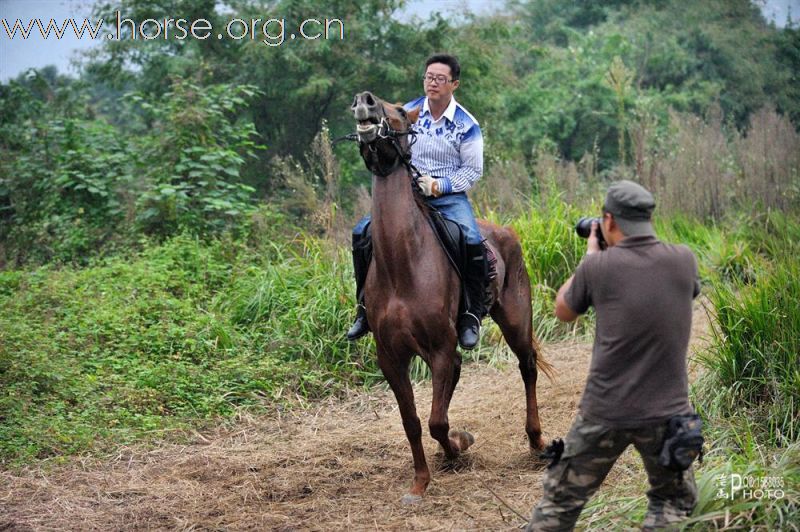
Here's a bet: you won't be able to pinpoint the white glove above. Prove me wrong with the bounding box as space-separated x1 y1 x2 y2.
417 175 441 197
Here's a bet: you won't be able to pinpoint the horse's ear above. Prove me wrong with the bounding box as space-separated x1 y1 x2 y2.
407 106 420 124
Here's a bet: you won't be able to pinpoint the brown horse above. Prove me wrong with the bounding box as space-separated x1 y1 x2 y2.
351 91 552 504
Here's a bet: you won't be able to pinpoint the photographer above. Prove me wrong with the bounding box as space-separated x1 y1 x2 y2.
526 181 701 531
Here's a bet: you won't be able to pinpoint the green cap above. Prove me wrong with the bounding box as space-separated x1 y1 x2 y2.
604 180 655 236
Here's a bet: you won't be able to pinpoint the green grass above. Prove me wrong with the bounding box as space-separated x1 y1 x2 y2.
2 200 798 495
0 232 375 464
697 267 799 446
694 221 799 446
0 197 595 462
577 435 800 530
509 193 597 341
687 440 800 530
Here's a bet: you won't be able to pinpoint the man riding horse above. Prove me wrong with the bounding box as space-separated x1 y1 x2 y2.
348 53 489 350
349 87 549 502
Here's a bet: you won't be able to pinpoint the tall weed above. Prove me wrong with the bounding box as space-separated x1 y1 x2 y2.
577 437 799 530
698 252 799 446
634 106 800 220
686 435 799 529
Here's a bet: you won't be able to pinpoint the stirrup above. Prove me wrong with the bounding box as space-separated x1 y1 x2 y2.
457 312 481 350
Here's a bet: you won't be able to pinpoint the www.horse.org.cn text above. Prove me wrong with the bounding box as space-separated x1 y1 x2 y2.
1 12 345 47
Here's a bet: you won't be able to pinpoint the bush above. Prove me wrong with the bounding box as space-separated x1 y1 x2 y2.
0 77 265 266
0 231 374 464
698 250 799 446
1 116 131 264
126 80 263 237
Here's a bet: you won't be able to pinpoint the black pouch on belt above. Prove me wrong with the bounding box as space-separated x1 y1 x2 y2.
658 414 704 471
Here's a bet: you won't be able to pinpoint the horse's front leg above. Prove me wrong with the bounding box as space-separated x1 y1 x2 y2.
377 348 430 504
429 351 474 459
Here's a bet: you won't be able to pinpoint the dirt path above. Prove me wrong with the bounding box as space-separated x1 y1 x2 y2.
1 302 711 531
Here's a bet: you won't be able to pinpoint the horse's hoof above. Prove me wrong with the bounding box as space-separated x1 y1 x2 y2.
464 431 475 446
449 429 475 451
401 494 423 505
528 436 546 453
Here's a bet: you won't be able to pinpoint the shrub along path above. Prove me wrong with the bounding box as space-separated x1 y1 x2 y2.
0 302 710 530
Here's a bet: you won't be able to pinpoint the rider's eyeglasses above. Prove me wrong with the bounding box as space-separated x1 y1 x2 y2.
423 74 452 85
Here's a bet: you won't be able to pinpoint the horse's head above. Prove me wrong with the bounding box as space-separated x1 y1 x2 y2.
351 91 420 177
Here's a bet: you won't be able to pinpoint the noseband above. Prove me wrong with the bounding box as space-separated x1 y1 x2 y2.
337 104 420 179
369 113 419 178
375 116 416 144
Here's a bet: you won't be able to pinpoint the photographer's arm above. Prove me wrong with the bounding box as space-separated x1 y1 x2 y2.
555 276 579 322
555 223 601 322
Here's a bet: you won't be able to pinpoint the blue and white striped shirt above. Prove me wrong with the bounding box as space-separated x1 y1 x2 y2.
403 96 483 194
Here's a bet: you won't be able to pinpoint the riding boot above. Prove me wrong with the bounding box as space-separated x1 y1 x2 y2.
458 243 489 350
346 231 372 341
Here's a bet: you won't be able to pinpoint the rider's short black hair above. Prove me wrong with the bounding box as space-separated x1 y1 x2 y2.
425 54 461 81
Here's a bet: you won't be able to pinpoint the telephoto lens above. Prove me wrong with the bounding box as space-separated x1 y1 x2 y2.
575 217 605 247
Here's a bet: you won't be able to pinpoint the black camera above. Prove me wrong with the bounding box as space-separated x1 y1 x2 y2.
575 217 605 247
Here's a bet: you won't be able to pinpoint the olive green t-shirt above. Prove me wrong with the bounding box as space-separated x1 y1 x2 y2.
565 235 700 428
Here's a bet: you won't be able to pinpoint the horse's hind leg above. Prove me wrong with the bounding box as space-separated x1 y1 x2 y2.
491 266 545 451
429 351 474 459
493 304 545 450
377 349 431 503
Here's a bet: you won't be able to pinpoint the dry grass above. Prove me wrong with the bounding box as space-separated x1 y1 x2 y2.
733 106 800 212
519 105 799 222
269 124 354 247
0 302 711 531
496 146 606 213
472 157 533 219
632 105 799 219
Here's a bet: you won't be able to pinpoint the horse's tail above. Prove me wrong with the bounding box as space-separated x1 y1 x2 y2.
532 335 556 382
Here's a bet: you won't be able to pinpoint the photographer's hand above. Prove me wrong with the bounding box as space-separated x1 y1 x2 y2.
587 221 602 255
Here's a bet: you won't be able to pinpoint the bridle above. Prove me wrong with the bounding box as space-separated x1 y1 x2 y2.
338 98 454 270
337 105 422 180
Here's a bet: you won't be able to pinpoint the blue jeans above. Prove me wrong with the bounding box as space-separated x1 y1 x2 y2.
353 192 483 244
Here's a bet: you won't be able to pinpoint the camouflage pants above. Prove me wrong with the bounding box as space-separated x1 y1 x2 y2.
526 414 697 531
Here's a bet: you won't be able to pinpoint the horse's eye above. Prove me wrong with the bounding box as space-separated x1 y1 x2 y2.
397 107 407 117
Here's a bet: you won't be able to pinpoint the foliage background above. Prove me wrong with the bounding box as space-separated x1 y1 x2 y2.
2 0 798 263
1 0 798 528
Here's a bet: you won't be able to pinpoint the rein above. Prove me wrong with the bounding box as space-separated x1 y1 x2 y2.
335 111 422 180
339 114 460 276
332 133 360 145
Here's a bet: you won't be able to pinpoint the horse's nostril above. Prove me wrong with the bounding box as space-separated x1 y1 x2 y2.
351 96 357 109
365 94 375 106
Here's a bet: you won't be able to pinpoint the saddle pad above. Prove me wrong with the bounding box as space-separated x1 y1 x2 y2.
427 208 467 278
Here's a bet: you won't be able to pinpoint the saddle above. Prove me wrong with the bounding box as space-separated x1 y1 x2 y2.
428 209 469 279
426 208 494 276
362 208 497 301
